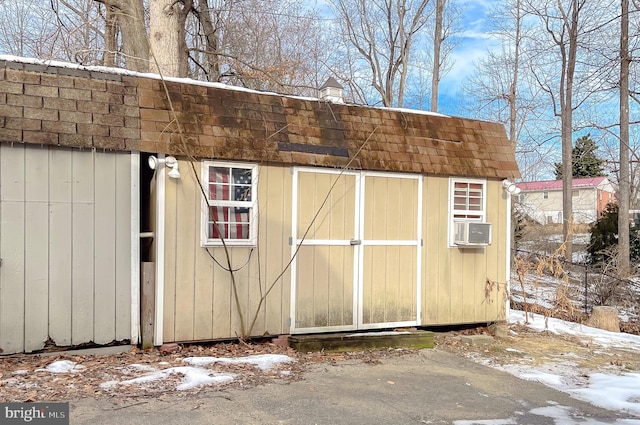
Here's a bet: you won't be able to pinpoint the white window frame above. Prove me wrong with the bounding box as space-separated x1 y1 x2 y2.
200 160 258 247
448 178 487 247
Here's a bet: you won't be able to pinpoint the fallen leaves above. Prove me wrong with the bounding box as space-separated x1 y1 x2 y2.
0 342 417 403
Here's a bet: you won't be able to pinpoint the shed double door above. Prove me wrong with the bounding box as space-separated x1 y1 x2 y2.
291 168 422 333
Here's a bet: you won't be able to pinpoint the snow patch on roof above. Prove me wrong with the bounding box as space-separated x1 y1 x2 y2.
0 54 450 119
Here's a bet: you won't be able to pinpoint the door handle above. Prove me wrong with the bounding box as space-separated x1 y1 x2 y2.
350 239 361 245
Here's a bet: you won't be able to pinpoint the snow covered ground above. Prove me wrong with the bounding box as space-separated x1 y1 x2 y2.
453 310 640 424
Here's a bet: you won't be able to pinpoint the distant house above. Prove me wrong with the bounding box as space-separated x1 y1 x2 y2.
515 177 615 224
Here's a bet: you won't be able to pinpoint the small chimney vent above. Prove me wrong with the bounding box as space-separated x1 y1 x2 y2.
319 77 344 103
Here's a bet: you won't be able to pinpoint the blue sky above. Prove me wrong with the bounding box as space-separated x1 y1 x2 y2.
312 0 499 114
436 0 500 115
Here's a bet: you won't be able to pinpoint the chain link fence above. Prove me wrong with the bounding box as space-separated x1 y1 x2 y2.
511 249 640 332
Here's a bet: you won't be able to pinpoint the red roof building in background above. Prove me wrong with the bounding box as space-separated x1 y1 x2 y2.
515 177 615 224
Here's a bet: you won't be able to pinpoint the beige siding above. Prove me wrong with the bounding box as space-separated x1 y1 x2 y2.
294 171 356 329
0 144 132 354
361 175 419 325
163 162 292 342
422 177 507 326
522 188 598 224
164 164 509 341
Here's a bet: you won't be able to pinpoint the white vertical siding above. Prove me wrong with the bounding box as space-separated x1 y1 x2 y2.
0 144 133 354
0 145 26 354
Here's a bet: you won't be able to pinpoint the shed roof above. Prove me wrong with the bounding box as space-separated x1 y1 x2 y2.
0 56 519 179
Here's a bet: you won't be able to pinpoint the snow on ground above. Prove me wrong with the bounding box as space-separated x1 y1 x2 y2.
451 311 640 424
100 366 235 391
35 360 86 374
96 353 294 391
183 353 293 371
511 310 640 351
487 311 640 418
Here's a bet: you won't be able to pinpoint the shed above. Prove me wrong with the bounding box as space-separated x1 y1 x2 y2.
0 56 519 353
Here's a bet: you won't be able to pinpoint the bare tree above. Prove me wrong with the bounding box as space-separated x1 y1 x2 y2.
523 0 600 259
89 0 148 71
463 0 555 181
428 0 460 112
0 0 62 58
430 0 444 111
619 0 631 274
329 0 432 107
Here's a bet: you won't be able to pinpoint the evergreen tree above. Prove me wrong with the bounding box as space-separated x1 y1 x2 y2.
554 134 606 179
588 203 640 266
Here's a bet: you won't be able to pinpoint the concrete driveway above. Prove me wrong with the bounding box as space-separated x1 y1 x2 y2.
69 349 637 425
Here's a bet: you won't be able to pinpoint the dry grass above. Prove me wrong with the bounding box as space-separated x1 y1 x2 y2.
437 326 640 371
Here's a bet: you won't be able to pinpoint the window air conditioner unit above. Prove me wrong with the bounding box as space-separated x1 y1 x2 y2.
453 221 492 246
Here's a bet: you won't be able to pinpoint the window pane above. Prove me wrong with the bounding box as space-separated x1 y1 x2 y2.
454 196 467 204
452 180 484 215
453 181 484 212
232 168 252 202
454 213 482 220
208 206 251 240
209 166 231 201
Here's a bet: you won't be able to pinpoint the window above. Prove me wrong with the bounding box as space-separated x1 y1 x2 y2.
573 189 579 197
201 161 257 246
543 192 549 199
449 179 486 246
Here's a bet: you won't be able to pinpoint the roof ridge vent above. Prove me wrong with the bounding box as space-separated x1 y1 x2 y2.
319 77 344 103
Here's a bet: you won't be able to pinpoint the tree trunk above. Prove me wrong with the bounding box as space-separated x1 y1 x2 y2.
431 0 444 112
509 0 521 147
94 0 149 72
194 0 222 81
150 0 190 77
103 4 117 67
618 0 631 275
561 0 580 261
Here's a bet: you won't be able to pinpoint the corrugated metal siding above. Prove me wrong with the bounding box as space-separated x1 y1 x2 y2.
163 162 291 342
0 144 132 354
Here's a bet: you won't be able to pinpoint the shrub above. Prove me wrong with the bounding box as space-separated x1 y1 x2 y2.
588 203 640 266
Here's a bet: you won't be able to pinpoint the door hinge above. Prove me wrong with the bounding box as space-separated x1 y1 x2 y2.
288 236 293 246
287 317 291 326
